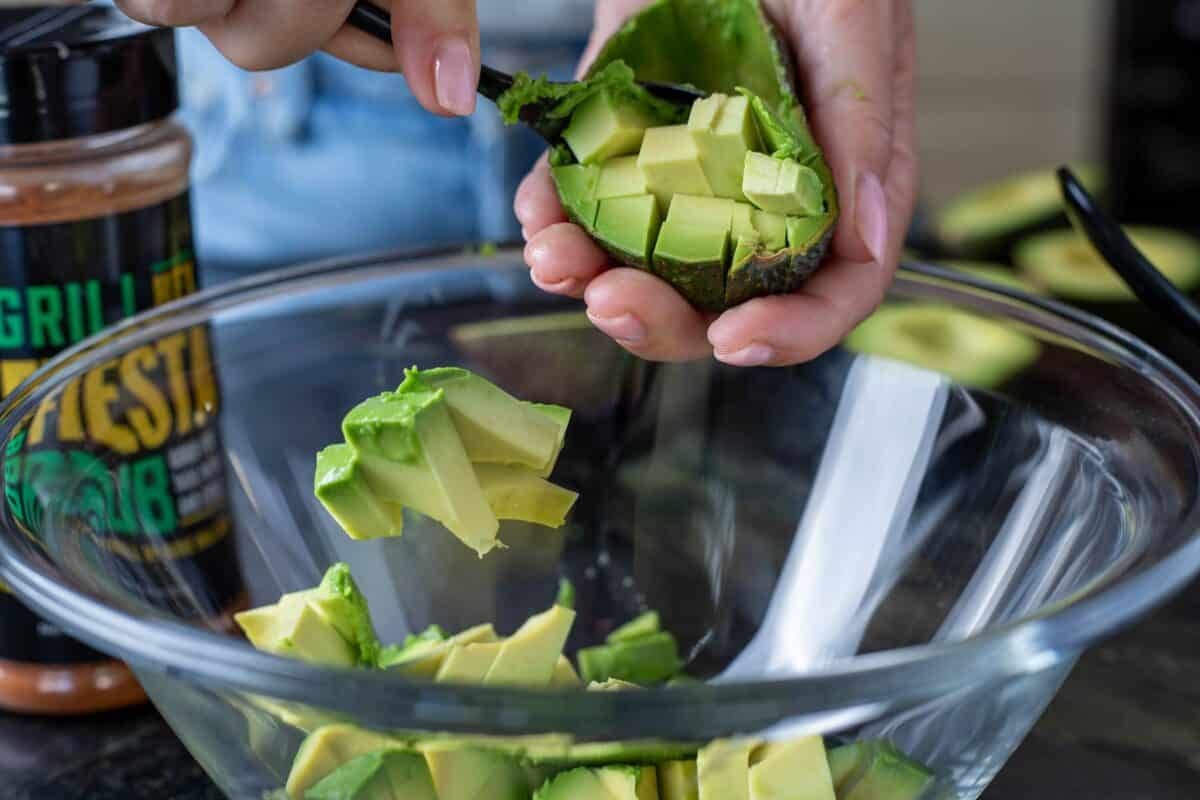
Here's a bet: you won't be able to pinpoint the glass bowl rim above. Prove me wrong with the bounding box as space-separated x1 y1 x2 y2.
0 245 1198 738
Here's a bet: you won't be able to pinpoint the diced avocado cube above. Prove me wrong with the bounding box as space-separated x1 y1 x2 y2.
596 156 649 199
531 403 571 478
564 90 655 165
485 603 576 687
551 164 601 227
652 195 735 311
550 654 582 687
659 760 699 800
315 445 404 541
342 381 499 556
827 742 867 791
286 725 406 799
786 215 827 250
607 610 662 643
305 750 437 800
839 742 933 800
416 367 569 474
743 152 824 216
382 622 498 678
748 736 835 800
731 203 757 241
753 210 788 250
638 125 714 212
733 235 761 268
597 765 660 800
274 602 358 667
689 93 760 201
594 194 662 268
535 767 609 800
420 742 534 800
474 464 578 529
436 641 505 684
697 739 760 800
577 631 682 685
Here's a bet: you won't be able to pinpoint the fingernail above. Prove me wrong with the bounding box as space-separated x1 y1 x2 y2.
856 171 889 266
588 312 647 344
521 227 532 241
716 344 774 367
531 273 579 294
434 36 478 116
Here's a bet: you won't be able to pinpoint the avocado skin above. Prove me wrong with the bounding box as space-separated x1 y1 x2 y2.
652 252 727 312
725 226 834 307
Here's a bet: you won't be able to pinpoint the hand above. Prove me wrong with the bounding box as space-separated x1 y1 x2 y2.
115 0 481 117
515 0 917 366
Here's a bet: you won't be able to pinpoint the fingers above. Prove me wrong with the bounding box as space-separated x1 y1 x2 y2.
388 0 480 116
115 0 233 27
577 0 656 76
789 0 896 267
524 224 609 297
514 155 568 238
585 270 713 362
196 0 359 72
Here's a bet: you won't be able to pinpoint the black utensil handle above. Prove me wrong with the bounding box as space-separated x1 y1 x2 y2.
1057 167 1200 341
348 2 513 103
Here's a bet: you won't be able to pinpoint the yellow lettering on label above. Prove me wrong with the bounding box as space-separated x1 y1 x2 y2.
57 375 84 443
0 359 39 399
27 391 57 448
156 332 192 438
189 326 218 422
83 359 138 455
120 345 171 451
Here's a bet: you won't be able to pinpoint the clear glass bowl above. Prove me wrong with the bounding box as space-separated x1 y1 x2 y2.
0 250 1198 800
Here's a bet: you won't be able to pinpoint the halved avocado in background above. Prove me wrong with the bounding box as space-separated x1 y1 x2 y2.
498 0 839 310
933 164 1105 261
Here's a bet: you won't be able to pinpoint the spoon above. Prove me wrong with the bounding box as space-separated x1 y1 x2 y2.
1056 166 1200 341
347 1 705 143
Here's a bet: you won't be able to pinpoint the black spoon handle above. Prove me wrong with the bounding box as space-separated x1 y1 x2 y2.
347 1 514 102
1056 167 1200 342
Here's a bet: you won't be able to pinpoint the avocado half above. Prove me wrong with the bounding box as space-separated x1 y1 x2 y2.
934 164 1106 261
497 0 839 311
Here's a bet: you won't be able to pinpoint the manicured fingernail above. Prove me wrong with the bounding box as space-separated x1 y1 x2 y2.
531 273 579 294
588 312 647 344
856 171 889 266
434 36 478 116
716 344 774 367
521 227 532 241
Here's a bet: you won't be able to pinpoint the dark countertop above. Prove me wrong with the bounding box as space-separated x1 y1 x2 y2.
0 588 1195 800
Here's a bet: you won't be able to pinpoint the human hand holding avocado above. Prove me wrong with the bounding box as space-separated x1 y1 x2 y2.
516 0 917 367
113 0 481 116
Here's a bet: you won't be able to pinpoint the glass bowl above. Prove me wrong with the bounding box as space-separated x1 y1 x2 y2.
0 249 1198 800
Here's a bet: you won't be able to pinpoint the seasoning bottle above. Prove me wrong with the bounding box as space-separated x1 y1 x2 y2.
0 6 244 714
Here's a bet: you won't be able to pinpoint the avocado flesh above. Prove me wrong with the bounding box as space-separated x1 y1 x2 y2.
315 444 404 541
287 725 406 799
652 195 736 311
747 737 835 800
743 152 823 216
659 759 699 800
474 463 579 529
697 738 760 800
379 622 497 678
844 303 1042 389
752 209 788 250
484 603 576 687
826 742 865 791
420 742 533 800
597 156 650 199
550 654 583 687
564 90 656 165
435 641 505 684
416 367 569 474
578 631 682 685
304 749 437 800
1014 226 1200 301
596 194 663 268
608 611 662 643
839 742 932 800
531 403 572 479
689 93 759 200
342 386 499 556
598 765 661 800
639 125 715 211
551 163 601 227
535 767 609 800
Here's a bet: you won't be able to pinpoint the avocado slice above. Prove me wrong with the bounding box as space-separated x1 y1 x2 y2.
535 767 609 800
550 163 601 228
1014 225 1200 302
844 303 1042 389
597 156 650 199
419 742 534 800
484 603 576 687
653 195 735 311
564 89 658 165
689 93 760 201
743 152 823 216
659 760 699 800
416 367 570 474
747 737 835 800
379 622 497 677
608 611 661 643
304 749 437 800
435 641 505 684
286 725 408 799
550 654 583 687
639 124 715 211
598 765 661 800
314 444 404 541
697 738 760 800
530 403 572 479
474 463 578 528
596 194 663 268
935 164 1105 260
826 742 865 791
838 742 932 800
341 379 499 556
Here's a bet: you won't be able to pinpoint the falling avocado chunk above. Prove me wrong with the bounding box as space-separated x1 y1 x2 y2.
498 0 839 310
576 609 684 685
314 444 404 541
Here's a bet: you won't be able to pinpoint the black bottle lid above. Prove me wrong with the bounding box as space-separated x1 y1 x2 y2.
0 6 179 146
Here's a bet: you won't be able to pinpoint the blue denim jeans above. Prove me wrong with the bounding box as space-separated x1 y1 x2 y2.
174 31 584 286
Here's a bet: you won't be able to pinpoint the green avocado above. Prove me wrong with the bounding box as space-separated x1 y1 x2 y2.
826 742 864 791
658 759 699 800
435 641 506 684
596 194 663 268
535 767 609 800
499 0 838 310
608 611 662 643
419 741 535 800
837 742 932 800
697 738 759 800
341 379 499 556
597 156 650 199
747 736 835 800
564 89 659 165
314 445 404 541
474 463 579 529
379 622 496 677
551 654 583 687
934 164 1105 260
303 749 437 800
1014 226 1200 302
578 631 683 686
653 195 735 310
844 303 1042 389
530 403 572 479
743 152 823 216
535 766 660 800
484 603 576 687
286 725 409 799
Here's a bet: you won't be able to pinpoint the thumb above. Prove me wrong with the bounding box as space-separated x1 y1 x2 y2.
789 0 896 266
576 0 655 77
390 0 480 117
